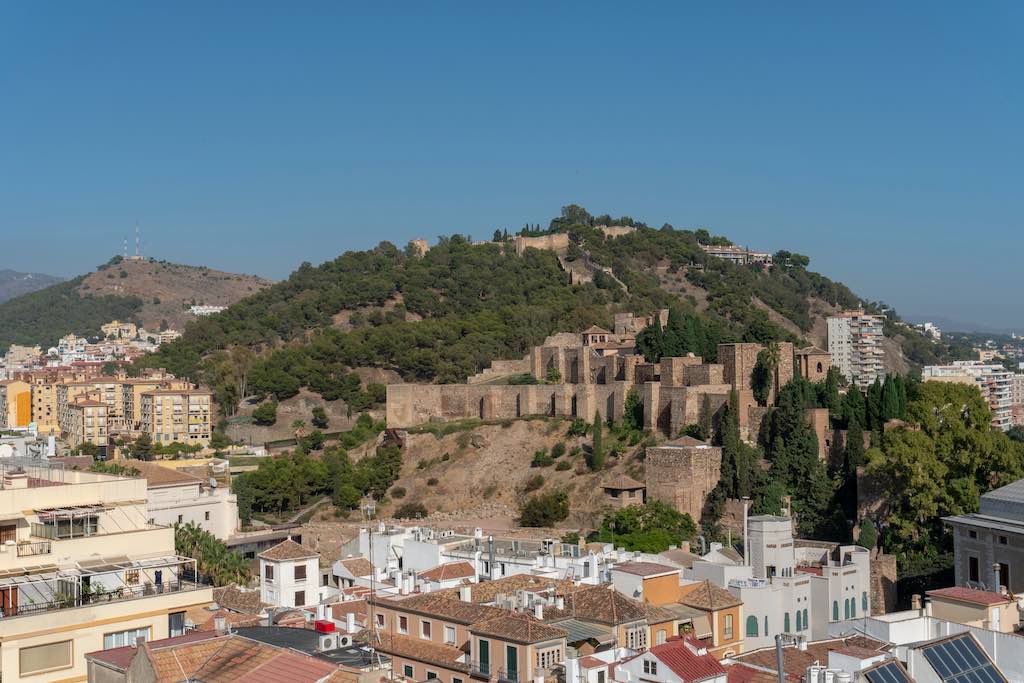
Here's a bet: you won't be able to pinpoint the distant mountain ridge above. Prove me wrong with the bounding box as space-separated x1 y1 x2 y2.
0 269 63 303
0 257 272 352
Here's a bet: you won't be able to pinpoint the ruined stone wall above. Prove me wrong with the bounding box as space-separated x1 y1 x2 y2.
798 351 831 383
660 356 704 387
870 551 898 615
718 342 794 402
746 404 770 443
597 225 638 239
685 364 724 386
514 233 570 256
645 443 723 521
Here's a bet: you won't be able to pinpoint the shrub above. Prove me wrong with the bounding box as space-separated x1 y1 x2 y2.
531 450 553 467
523 474 545 492
483 484 498 499
519 489 570 527
390 486 406 499
567 419 589 437
551 442 567 459
394 502 428 519
311 406 329 429
252 402 277 426
426 477 439 486
555 460 571 471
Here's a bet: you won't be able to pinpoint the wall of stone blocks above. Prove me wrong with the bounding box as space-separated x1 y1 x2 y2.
684 364 724 386
514 233 570 256
645 444 723 521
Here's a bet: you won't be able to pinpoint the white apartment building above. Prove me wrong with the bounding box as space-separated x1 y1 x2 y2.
827 311 885 389
259 539 321 608
129 460 239 540
0 458 212 682
680 515 871 651
922 361 1013 430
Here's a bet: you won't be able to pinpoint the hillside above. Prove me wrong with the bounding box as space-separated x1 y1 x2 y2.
0 257 272 352
0 269 62 303
138 205 951 413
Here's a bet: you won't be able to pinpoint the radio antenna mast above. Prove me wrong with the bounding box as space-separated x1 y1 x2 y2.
135 223 141 258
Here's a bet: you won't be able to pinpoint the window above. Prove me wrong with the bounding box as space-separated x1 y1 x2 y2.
104 627 150 649
445 626 456 644
177 514 183 524
723 613 734 639
862 592 868 612
784 612 790 632
294 590 305 606
644 659 659 675
795 610 802 631
169 611 186 638
832 601 839 621
295 564 306 580
376 613 385 628
454 679 464 683
537 646 561 669
478 639 490 675
399 616 408 634
656 629 667 645
844 598 850 619
851 599 856 618
969 530 978 539
403 664 414 678
803 609 808 630
506 645 518 677
597 672 605 683
746 615 759 637
969 556 980 582
125 569 140 585
205 511 210 521
999 562 1010 589
426 672 438 680
1000 536 1008 545
265 565 274 580
20 640 73 676
625 627 648 650
421 620 432 639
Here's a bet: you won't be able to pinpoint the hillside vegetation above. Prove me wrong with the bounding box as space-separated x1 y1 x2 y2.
137 205 951 413
0 256 271 353
0 269 63 303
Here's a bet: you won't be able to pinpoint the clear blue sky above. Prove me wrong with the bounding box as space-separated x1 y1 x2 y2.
2 3 1021 329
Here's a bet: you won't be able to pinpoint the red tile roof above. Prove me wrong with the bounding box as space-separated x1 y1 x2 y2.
926 586 1013 606
418 561 476 582
258 539 319 562
728 663 798 683
832 646 887 660
624 636 726 683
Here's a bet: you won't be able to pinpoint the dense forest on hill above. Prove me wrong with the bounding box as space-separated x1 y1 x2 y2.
0 276 143 351
136 206 949 413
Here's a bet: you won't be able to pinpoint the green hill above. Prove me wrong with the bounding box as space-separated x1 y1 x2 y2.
137 205 951 412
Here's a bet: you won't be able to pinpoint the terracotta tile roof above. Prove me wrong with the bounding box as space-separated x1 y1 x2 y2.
733 636 890 679
602 474 645 490
583 325 612 334
927 586 1013 606
832 646 887 660
470 612 568 644
728 663 798 683
372 592 507 625
796 346 829 355
659 548 702 569
375 632 470 672
629 636 727 683
418 561 476 583
329 599 368 623
434 573 582 604
86 631 219 670
613 561 678 577
579 655 608 668
187 606 263 631
543 584 661 626
680 580 742 611
125 459 204 487
259 538 319 562
213 585 270 615
338 557 374 577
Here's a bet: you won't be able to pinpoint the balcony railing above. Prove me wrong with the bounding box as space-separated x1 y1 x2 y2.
498 667 520 683
470 662 491 678
0 578 205 618
16 541 51 557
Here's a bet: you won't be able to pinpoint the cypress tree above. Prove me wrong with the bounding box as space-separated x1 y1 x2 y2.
881 375 900 422
699 393 713 441
719 389 742 497
841 418 864 518
662 308 684 357
867 378 883 431
843 387 866 429
895 374 908 418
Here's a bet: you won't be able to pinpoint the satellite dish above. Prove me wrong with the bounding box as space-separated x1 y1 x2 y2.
0 445 13 459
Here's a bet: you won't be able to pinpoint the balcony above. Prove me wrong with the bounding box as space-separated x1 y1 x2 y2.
498 667 521 683
16 541 51 557
470 662 491 678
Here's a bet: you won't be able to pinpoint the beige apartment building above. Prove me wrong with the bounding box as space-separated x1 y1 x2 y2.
139 389 213 446
28 375 61 436
64 399 109 448
121 378 191 432
0 459 213 682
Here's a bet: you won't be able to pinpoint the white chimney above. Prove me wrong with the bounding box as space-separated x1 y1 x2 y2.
214 616 227 635
346 612 356 633
459 585 472 602
534 603 544 619
556 596 565 610
923 597 932 616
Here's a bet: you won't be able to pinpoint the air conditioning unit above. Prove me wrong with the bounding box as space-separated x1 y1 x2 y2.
338 634 353 647
317 633 340 652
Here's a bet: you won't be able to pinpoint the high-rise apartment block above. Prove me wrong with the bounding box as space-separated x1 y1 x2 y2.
923 361 1014 431
827 310 885 389
139 389 213 446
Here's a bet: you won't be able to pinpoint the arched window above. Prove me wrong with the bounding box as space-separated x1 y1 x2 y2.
844 598 850 619
832 601 839 621
764 616 768 635
795 611 801 631
746 616 759 637
862 591 868 613
803 609 808 630
851 600 856 618
784 612 790 632
656 629 667 645
816 362 823 373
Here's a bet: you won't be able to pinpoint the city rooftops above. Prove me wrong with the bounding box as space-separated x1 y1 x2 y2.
70 399 108 408
418 560 476 582
258 538 319 562
926 586 1014 606
612 561 678 577
124 460 204 488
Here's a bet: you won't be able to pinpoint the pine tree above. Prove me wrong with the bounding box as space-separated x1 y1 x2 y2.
840 418 864 518
662 308 684 357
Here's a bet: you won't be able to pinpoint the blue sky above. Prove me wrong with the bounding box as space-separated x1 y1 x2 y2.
1 2 1021 329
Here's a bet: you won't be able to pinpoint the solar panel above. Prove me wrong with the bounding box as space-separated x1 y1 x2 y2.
921 635 1007 683
864 661 914 683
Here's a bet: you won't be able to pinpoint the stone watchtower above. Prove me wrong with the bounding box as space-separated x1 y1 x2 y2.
644 436 722 521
